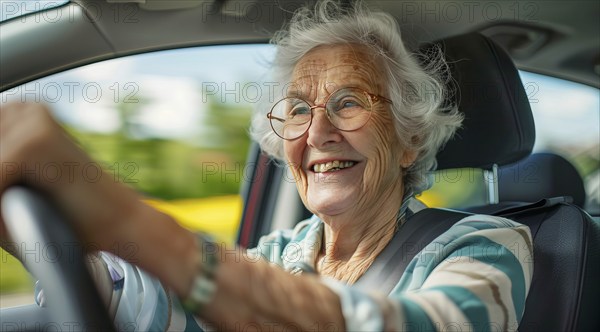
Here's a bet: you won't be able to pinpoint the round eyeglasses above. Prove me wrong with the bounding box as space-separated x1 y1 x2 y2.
267 87 393 140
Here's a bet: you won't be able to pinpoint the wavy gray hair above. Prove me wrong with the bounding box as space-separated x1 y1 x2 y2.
250 0 463 194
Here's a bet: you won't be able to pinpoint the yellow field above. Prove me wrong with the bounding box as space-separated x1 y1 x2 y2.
145 195 242 244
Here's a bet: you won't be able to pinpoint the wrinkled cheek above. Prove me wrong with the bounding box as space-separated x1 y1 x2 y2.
361 150 389 204
284 140 309 199
360 116 400 201
355 158 395 221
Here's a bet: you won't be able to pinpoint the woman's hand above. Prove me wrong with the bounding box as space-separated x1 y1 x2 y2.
1 103 127 246
1 103 63 190
0 102 201 297
1 103 76 239
0 102 149 248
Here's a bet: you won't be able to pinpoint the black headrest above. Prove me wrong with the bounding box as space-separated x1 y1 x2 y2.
498 152 586 207
425 32 536 170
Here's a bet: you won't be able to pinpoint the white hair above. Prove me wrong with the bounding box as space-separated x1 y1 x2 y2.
250 0 463 194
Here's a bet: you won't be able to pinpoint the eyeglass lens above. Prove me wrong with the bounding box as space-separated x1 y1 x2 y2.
269 87 373 140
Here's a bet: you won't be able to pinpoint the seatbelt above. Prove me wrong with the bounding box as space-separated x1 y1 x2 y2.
353 197 571 295
353 208 464 294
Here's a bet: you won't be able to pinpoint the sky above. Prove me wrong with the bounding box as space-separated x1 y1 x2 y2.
1 44 277 140
519 71 599 151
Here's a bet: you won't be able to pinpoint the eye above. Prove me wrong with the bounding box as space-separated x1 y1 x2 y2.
288 101 311 117
330 95 364 113
340 98 361 109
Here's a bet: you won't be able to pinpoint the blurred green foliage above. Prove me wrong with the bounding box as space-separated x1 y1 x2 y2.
66 95 253 200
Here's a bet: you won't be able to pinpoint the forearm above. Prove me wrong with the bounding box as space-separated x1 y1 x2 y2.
107 212 345 330
40 149 200 297
201 249 345 331
92 195 198 298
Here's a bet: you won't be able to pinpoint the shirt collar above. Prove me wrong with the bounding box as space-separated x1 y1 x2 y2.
282 194 425 275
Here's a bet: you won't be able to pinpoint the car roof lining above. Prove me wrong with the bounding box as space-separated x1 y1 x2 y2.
1 0 598 91
372 0 599 87
1 0 275 91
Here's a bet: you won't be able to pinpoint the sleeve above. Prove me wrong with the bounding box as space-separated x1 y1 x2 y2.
321 215 534 331
97 252 221 331
101 252 173 331
34 251 210 331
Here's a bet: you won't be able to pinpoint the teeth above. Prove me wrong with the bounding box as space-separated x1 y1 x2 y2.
312 161 356 173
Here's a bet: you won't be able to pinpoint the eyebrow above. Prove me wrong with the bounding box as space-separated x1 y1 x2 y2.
285 90 304 99
285 89 302 97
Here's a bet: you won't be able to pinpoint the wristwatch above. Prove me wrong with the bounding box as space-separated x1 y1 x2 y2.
180 233 219 313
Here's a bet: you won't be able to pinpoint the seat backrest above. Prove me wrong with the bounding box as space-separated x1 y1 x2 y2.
498 152 587 208
503 201 599 332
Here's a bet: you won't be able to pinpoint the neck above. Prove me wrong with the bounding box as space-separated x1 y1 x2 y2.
317 182 405 283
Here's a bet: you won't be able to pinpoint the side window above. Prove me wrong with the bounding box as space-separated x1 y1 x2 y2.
0 44 276 304
521 71 599 213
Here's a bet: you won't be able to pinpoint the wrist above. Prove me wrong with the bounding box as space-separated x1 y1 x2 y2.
103 203 199 298
179 233 219 314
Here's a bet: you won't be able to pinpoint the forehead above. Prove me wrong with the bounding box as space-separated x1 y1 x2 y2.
291 44 385 94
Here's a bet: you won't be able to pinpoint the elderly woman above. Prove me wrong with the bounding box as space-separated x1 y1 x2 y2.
0 1 533 331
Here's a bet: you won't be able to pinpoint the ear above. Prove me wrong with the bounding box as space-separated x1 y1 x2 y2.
399 148 418 168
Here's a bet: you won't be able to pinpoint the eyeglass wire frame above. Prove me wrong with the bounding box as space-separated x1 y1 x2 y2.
266 87 393 141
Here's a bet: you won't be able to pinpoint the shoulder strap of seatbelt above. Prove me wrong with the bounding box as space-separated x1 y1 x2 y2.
353 197 569 295
353 208 465 294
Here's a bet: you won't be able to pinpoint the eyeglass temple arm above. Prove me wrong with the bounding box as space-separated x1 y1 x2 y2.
370 94 393 104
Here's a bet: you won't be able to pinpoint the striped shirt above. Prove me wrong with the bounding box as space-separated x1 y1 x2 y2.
35 202 533 331
251 213 533 331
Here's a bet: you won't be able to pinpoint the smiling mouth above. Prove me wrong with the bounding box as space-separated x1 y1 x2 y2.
312 160 357 173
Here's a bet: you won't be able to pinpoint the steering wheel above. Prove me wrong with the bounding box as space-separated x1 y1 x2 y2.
0 186 115 332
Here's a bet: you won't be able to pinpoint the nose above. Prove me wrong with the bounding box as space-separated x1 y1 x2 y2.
306 105 342 148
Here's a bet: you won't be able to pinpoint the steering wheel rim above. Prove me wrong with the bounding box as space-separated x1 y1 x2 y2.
0 186 115 331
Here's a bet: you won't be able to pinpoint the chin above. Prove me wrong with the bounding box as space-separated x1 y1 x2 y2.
307 188 359 217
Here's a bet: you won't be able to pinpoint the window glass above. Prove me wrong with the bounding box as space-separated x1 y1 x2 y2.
0 43 276 303
521 71 599 213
